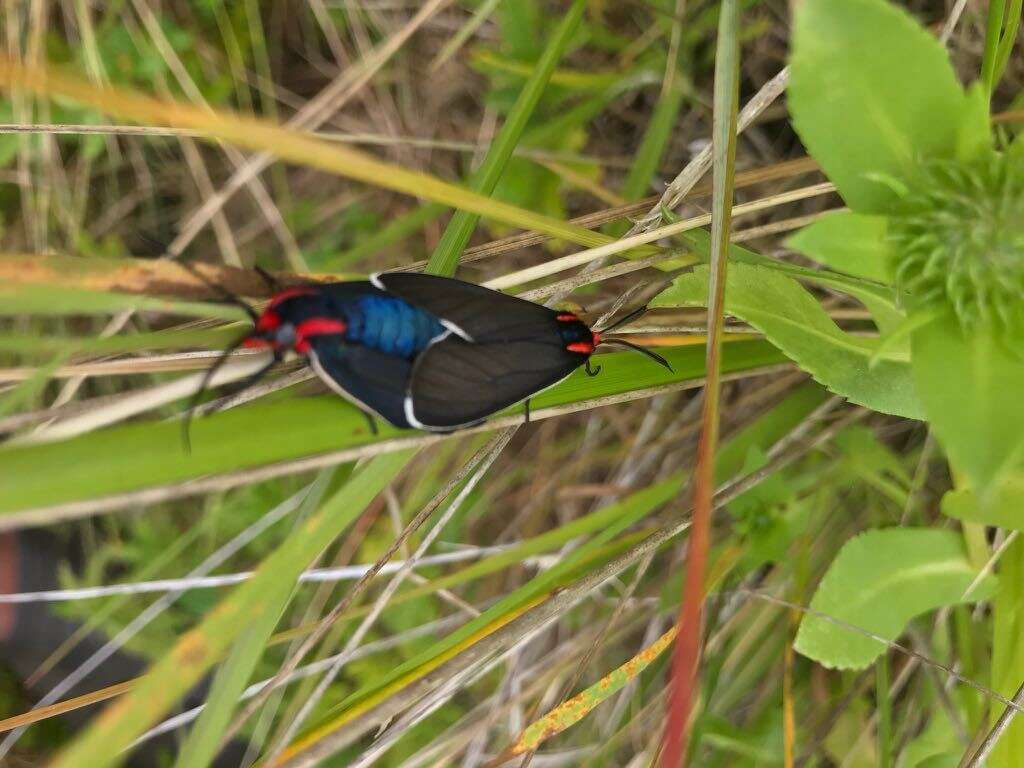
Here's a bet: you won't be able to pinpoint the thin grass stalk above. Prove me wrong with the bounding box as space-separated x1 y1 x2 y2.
982 0 1008 94
0 480 319 758
877 653 891 768
266 432 514 764
425 0 586 276
274 409 867 767
661 1 740 764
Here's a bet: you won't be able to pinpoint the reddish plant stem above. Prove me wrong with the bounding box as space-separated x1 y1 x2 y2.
659 0 739 762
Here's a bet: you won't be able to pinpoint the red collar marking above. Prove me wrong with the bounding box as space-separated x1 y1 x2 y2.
294 317 347 354
556 313 578 322
268 287 315 309
566 332 600 356
256 309 281 333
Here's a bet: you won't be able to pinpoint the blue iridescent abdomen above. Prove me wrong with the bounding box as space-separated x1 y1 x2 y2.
343 295 444 358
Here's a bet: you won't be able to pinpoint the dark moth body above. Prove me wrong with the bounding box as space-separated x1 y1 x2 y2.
244 273 599 431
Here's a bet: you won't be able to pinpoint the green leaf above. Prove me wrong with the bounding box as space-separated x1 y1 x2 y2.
795 528 996 669
912 316 1024 495
789 0 974 213
684 229 906 334
956 82 993 163
652 263 923 418
785 211 892 284
942 477 1024 529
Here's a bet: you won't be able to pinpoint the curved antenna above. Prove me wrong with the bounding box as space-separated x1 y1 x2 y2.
253 265 281 294
596 304 650 333
600 338 673 372
179 261 260 323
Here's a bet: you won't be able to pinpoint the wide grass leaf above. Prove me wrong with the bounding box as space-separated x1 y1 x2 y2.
789 0 975 213
652 263 922 418
0 284 247 321
795 528 996 669
0 341 785 520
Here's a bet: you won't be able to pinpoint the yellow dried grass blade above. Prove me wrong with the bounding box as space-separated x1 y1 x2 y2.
494 625 678 762
0 59 607 250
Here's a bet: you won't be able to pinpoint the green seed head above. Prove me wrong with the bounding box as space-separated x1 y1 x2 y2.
889 152 1024 334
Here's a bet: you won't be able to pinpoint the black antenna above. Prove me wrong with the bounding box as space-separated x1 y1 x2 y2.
253 265 280 293
598 304 650 333
599 338 673 372
179 261 260 323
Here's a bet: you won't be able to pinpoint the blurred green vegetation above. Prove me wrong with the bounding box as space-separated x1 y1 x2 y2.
0 0 1021 766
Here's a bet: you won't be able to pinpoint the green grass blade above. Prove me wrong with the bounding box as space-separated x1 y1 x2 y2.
171 472 332 768
280 382 828 763
0 284 247 321
426 0 586 275
0 326 241 359
0 341 785 520
982 0 1008 94
50 451 412 768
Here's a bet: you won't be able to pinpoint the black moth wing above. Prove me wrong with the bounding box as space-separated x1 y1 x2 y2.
305 336 412 428
371 272 558 342
406 335 584 430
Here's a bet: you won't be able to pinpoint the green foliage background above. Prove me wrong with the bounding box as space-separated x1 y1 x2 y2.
0 0 1022 766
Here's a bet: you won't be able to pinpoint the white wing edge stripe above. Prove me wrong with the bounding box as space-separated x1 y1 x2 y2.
404 363 579 432
307 349 385 421
403 395 429 430
440 318 473 342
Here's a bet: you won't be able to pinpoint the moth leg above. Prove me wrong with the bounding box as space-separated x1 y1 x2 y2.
585 359 602 377
361 410 380 435
233 356 280 395
523 398 531 425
